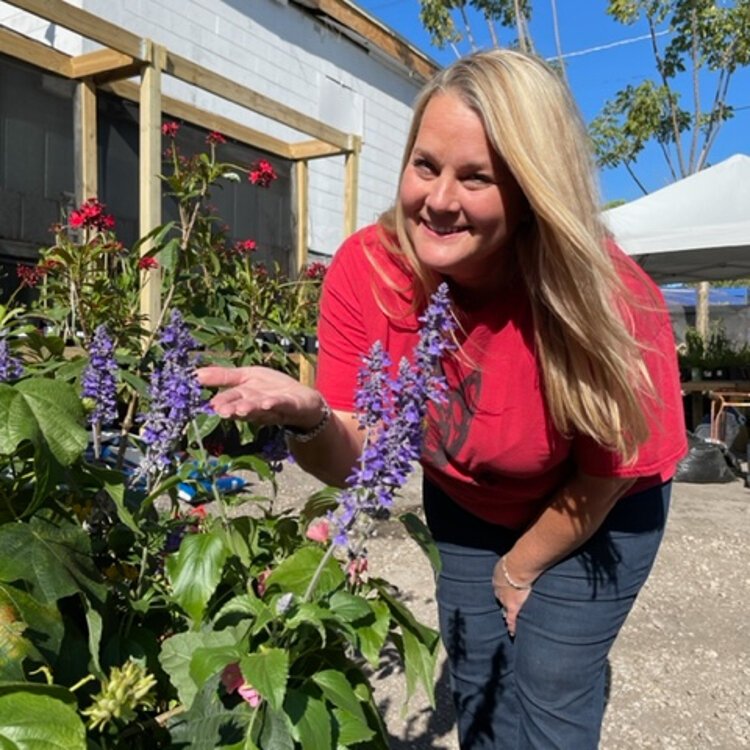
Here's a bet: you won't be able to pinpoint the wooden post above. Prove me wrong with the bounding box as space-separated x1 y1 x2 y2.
74 78 98 204
139 41 163 335
343 136 361 236
294 159 316 386
294 159 309 273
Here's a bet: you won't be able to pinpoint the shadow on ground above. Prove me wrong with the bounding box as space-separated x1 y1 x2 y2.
379 657 456 749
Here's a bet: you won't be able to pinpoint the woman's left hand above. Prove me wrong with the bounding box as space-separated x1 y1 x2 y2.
492 559 533 638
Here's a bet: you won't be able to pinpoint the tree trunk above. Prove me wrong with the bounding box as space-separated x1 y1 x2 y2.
696 281 710 338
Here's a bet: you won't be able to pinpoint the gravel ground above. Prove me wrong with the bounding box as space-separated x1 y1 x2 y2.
268 463 750 750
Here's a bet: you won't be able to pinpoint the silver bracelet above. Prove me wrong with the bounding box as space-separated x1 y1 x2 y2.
501 557 533 591
283 400 332 444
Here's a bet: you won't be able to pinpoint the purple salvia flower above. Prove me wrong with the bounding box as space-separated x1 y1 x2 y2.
330 283 456 548
260 427 289 473
353 342 391 430
135 310 205 481
81 325 118 425
0 338 23 382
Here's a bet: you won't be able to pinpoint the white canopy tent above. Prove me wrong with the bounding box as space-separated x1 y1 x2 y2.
603 154 750 283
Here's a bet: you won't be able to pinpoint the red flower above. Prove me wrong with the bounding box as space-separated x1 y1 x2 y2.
255 568 271 597
17 264 44 288
220 664 262 707
206 131 226 145
68 198 115 232
248 159 278 188
161 121 180 138
188 504 208 519
138 256 159 270
303 261 328 281
347 556 368 586
233 238 257 254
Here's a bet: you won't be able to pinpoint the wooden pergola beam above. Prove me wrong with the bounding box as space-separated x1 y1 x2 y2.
163 50 352 151
7 0 145 59
69 48 136 79
0 26 70 76
288 140 346 161
103 80 296 160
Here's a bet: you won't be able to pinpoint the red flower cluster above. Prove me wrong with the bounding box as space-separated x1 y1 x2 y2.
233 238 257 254
248 159 278 188
17 264 44 288
206 131 226 145
138 256 159 270
303 261 327 281
69 198 115 232
161 121 180 138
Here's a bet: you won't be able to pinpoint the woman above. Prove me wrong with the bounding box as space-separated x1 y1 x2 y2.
199 49 687 749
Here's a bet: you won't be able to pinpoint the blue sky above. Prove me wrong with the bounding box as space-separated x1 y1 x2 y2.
355 0 750 204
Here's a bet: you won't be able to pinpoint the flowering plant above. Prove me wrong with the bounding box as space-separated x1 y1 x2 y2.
0 279 454 748
0 115 454 746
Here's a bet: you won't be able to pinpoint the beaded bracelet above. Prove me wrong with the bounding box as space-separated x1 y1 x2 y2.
283 400 332 444
500 557 533 591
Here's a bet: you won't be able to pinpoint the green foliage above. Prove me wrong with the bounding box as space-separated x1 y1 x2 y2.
0 129 440 748
592 0 750 189
678 322 750 371
418 0 532 50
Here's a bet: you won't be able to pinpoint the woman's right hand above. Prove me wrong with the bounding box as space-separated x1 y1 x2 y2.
196 365 327 430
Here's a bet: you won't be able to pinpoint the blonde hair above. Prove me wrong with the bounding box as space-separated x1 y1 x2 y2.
380 48 651 460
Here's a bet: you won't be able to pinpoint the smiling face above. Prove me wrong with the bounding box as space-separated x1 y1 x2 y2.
399 91 527 292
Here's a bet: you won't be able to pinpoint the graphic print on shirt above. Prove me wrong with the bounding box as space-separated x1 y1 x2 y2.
424 366 482 469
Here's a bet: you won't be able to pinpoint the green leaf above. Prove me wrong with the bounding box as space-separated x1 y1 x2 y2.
240 648 288 713
265 546 345 598
227 454 273 481
213 592 266 622
0 517 104 605
283 601 333 643
356 599 390 667
160 631 209 708
370 579 439 707
333 706 376 746
190 643 243 690
80 463 138 534
328 591 372 623
0 379 87 465
312 669 367 726
256 704 294 750
284 688 332 750
300 487 340 522
0 688 85 749
0 581 64 673
391 627 439 709
399 512 441 574
167 673 249 748
166 530 230 624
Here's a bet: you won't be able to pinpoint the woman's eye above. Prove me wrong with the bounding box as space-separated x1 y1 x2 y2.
413 158 435 173
466 173 492 185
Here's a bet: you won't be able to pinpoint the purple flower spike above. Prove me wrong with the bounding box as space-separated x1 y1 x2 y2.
135 310 205 481
330 283 456 549
81 325 118 425
0 339 24 382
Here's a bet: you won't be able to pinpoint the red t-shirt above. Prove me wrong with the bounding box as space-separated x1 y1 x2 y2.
316 224 687 529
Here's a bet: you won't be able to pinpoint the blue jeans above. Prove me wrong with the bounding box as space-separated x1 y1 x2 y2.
423 479 671 750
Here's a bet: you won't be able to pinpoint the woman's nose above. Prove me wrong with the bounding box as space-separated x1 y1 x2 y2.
425 175 460 212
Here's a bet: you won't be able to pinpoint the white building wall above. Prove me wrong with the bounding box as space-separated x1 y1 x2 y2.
0 0 429 256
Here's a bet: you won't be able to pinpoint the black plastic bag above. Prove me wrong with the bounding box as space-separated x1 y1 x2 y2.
673 432 740 484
